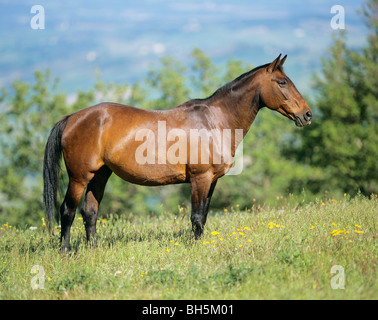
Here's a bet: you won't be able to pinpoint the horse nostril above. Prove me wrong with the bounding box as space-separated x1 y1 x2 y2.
305 110 312 121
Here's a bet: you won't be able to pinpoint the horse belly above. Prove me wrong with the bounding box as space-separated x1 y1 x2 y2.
106 158 187 186
104 126 188 186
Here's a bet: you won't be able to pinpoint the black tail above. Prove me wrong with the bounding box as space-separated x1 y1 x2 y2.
43 116 70 233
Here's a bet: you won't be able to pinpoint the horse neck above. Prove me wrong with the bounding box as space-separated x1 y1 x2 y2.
211 73 261 136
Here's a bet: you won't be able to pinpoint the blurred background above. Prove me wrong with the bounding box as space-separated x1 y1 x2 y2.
0 0 369 93
0 0 376 226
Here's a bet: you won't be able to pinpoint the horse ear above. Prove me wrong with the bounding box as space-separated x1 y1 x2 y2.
267 54 282 73
279 54 287 67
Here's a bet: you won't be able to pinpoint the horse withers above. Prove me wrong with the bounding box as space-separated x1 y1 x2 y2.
43 54 312 250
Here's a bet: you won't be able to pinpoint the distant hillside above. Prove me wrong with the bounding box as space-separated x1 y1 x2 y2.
0 0 367 96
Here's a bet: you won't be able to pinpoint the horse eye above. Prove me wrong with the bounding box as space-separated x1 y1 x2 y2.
278 79 287 86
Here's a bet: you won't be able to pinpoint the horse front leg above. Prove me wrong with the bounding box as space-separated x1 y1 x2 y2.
190 174 218 240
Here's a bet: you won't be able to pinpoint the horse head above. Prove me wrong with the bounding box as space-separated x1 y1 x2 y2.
258 54 312 127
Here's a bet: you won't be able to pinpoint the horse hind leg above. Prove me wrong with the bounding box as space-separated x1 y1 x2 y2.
60 179 88 251
80 166 112 245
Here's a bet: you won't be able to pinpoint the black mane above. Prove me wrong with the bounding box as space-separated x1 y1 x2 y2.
204 63 284 101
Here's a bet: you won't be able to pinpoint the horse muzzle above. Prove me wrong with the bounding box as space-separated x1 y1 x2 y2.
295 110 312 127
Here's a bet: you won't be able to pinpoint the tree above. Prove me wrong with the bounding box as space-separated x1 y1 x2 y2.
146 55 190 109
0 71 70 226
292 0 378 196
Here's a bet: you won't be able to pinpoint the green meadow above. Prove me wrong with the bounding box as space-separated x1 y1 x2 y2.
0 194 376 300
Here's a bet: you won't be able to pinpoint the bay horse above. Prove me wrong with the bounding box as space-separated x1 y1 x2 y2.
43 54 312 250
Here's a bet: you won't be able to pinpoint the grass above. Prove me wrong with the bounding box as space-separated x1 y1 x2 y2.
0 193 376 300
